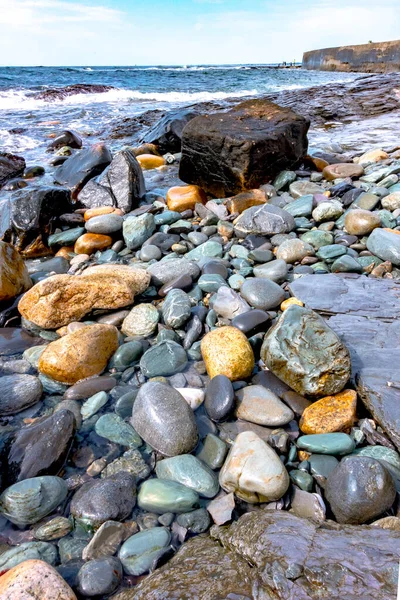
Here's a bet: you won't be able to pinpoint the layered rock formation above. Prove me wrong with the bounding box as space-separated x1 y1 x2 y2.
303 40 400 73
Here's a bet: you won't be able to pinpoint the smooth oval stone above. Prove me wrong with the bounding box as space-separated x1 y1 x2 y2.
34 516 72 541
176 508 211 533
202 260 228 278
0 476 68 525
231 309 270 336
366 228 400 266
140 244 162 262
156 454 219 498
235 385 294 426
253 259 288 283
81 391 108 420
140 341 187 378
109 341 143 370
138 479 199 514
353 445 400 471
316 245 347 261
162 289 192 328
325 456 396 524
205 375 235 422
297 433 355 456
261 305 351 397
85 214 123 234
27 256 69 275
186 241 223 260
48 227 85 247
312 200 343 222
240 278 285 310
132 381 198 456
63 376 117 401
331 255 363 273
147 258 200 286
210 286 250 319
119 528 171 577
0 374 42 415
158 274 193 297
121 304 160 338
95 413 142 448
78 557 122 596
70 472 136 528
0 542 57 571
198 274 227 293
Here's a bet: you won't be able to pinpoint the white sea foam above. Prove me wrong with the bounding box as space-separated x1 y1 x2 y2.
0 128 41 152
0 87 259 111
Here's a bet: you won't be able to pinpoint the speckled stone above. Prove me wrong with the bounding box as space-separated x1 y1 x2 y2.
131 381 198 456
121 303 159 338
162 289 192 328
0 560 77 600
300 389 357 434
312 201 344 223
201 326 254 381
140 341 187 377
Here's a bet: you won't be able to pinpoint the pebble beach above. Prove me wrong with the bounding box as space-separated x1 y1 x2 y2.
0 68 400 599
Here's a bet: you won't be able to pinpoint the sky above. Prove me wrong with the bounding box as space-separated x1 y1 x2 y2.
0 0 399 66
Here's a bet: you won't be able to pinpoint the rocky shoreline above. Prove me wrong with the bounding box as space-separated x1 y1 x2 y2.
0 76 400 599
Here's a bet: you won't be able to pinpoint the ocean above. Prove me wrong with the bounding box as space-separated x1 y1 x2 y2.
0 65 360 164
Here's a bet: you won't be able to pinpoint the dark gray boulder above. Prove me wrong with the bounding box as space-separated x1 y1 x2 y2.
0 185 72 253
179 99 309 196
0 152 25 188
54 142 112 198
140 108 200 154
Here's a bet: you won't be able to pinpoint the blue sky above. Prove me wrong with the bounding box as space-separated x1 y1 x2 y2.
0 0 399 66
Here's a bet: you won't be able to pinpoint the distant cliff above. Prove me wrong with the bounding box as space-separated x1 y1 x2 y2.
303 40 400 73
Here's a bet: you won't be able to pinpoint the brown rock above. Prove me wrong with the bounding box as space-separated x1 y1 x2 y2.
0 241 31 302
0 559 76 600
136 154 165 169
55 246 74 259
201 326 254 381
18 265 150 329
299 389 357 434
381 192 400 211
225 189 266 214
357 149 388 165
344 209 381 235
74 233 112 254
166 185 206 212
84 206 123 221
38 324 119 384
322 163 364 181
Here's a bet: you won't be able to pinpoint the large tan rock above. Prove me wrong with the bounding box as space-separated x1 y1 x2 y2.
0 559 76 600
0 241 31 302
201 326 254 381
18 265 150 329
38 324 119 384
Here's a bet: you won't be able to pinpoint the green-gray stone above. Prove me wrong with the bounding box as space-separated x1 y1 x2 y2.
115 390 138 419
309 454 339 480
140 341 187 378
23 345 46 369
39 374 68 394
297 433 355 456
176 508 211 533
285 195 313 218
366 228 400 266
119 527 171 576
316 245 347 262
378 209 396 229
0 542 57 570
352 445 400 471
230 244 249 259
59 537 87 563
273 170 296 191
155 455 219 498
34 516 72 541
94 413 142 448
289 469 313 492
301 230 333 250
101 448 150 480
162 289 192 329
185 241 223 260
198 274 227 293
357 256 383 268
154 211 182 225
48 227 85 247
138 479 199 514
353 193 380 210
311 261 329 273
109 341 143 370
331 255 363 273
81 391 108 420
123 213 156 250
228 274 245 290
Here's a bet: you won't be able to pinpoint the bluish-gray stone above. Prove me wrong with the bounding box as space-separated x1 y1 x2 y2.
138 479 199 514
155 454 219 498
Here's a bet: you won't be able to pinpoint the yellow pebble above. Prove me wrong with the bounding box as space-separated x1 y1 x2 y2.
281 297 304 311
298 450 311 462
323 191 331 197
136 154 165 170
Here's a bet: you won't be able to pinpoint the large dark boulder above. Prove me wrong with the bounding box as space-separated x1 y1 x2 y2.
0 152 25 188
179 99 309 197
77 149 145 212
140 108 200 154
54 143 112 198
0 185 72 255
130 510 400 599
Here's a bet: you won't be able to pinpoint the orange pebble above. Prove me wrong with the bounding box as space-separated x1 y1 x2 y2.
74 233 112 255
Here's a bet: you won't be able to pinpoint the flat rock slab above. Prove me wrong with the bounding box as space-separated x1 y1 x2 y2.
131 510 400 599
289 274 400 450
289 273 400 319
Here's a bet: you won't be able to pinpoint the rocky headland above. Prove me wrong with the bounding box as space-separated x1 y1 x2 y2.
303 39 400 73
0 73 400 599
